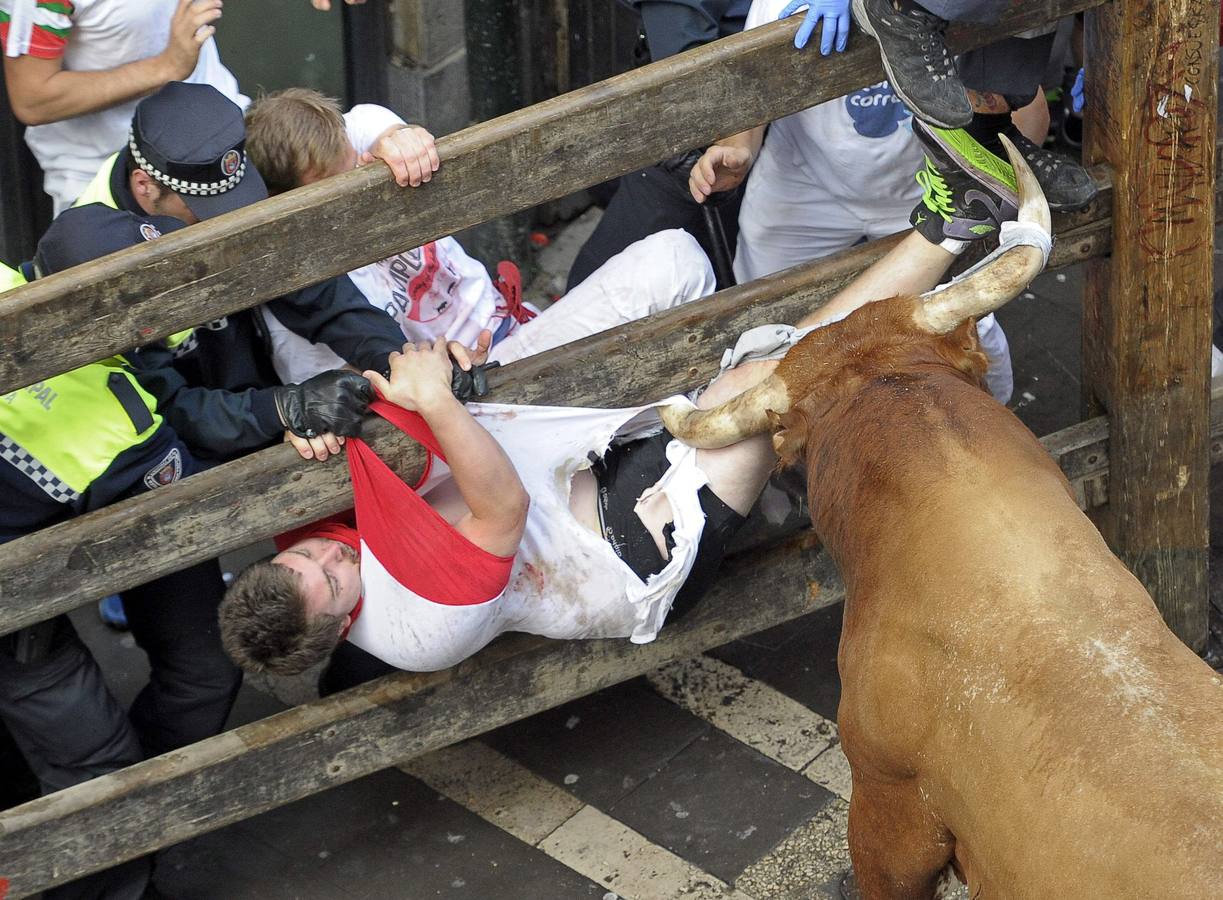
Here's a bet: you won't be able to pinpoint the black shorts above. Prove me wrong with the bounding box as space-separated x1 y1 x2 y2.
591 430 745 623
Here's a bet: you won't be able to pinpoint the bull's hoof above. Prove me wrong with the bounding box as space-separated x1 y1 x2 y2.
839 870 862 900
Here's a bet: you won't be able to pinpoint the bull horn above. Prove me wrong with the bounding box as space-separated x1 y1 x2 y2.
660 373 791 449
913 134 1053 334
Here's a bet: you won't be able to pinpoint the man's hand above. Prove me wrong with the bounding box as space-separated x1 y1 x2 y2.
447 329 493 371
310 0 366 8
364 338 456 413
159 0 225 81
361 124 440 187
779 1 852 55
689 144 754 203
273 370 373 439
285 430 345 462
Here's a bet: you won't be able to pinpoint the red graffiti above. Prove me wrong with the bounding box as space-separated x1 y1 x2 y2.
1137 41 1212 260
0 876 9 899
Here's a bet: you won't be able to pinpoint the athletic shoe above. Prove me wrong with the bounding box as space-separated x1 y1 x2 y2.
851 0 972 128
918 117 1097 212
1002 126 1096 210
909 126 1018 247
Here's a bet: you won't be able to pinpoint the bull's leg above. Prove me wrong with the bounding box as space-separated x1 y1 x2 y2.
846 775 955 900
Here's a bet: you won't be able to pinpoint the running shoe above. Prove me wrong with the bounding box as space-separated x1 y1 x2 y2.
909 125 1018 246
1001 125 1096 211
852 0 972 128
918 117 1097 212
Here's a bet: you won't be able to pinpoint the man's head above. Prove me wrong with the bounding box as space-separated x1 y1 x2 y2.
34 204 185 277
219 536 362 675
125 82 268 223
244 88 357 195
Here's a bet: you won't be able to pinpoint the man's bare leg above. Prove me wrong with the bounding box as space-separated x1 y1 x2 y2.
796 231 956 330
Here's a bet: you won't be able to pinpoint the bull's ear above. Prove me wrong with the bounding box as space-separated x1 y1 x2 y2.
769 408 809 470
938 319 988 383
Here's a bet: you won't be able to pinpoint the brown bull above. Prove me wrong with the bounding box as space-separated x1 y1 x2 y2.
664 141 1223 899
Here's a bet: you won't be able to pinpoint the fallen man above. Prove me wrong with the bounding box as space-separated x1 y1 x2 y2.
219 128 1026 686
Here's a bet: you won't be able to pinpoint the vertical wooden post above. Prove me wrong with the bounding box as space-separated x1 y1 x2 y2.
1082 0 1219 651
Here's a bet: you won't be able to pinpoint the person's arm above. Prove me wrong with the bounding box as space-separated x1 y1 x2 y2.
266 274 405 375
2 0 223 126
688 125 764 203
309 0 365 9
344 104 440 187
129 345 369 461
364 338 529 557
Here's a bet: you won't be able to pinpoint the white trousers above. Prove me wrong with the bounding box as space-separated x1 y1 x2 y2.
734 144 1014 404
489 229 715 364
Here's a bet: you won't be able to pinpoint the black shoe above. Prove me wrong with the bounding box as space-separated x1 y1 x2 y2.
1001 125 1096 211
909 120 1018 247
851 0 972 128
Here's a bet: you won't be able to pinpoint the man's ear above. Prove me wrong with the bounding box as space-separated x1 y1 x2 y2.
130 168 158 201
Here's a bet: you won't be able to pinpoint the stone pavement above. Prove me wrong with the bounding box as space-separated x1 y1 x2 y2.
67 215 1221 900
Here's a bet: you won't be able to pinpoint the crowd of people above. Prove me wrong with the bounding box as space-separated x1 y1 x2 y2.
0 2 1097 897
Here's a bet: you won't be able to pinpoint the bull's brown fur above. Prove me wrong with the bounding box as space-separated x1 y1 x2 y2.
775 294 1223 899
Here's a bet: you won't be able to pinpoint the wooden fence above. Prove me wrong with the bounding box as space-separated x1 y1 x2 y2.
1 0 1217 894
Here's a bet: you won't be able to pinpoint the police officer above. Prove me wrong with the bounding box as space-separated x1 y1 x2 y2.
73 81 409 459
0 207 373 900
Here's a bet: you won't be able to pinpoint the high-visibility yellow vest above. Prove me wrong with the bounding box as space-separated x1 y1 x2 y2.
0 262 163 498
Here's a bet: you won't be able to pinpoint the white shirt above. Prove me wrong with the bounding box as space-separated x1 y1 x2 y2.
1 0 247 212
745 0 923 207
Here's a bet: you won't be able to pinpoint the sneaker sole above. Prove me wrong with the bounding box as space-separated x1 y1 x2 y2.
851 0 972 129
913 119 1020 207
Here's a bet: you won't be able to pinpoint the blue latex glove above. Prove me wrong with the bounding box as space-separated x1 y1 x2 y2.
779 0 852 55
1071 67 1085 113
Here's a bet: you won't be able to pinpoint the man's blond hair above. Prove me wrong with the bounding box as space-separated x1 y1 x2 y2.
245 88 350 195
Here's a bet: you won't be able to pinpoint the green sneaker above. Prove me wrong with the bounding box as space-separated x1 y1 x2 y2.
909 141 1018 246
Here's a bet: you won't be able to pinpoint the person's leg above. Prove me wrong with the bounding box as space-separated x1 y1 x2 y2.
0 617 151 900
123 559 242 756
490 229 715 365
566 155 724 293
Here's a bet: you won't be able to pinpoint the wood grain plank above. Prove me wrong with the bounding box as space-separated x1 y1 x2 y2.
0 171 1133 638
0 0 1109 395
0 533 837 898
1082 0 1219 649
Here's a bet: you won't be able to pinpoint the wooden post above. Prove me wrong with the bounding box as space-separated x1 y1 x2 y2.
1083 0 1219 651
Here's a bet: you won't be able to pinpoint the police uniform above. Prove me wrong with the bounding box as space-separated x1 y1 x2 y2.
0 226 239 899
73 82 404 456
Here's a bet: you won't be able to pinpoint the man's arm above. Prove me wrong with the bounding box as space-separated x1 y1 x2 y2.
364 338 529 558
2 0 222 126
688 126 764 203
266 274 405 375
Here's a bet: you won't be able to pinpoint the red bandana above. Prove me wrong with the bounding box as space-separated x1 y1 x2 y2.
274 514 364 639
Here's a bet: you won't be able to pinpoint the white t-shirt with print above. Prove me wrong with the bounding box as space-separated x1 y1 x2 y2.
744 0 923 210
266 104 507 385
0 0 247 212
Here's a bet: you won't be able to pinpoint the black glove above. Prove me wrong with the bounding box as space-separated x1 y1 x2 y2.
273 370 373 439
451 360 501 403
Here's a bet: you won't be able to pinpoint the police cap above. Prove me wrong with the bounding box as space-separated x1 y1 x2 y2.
35 204 186 277
128 81 267 220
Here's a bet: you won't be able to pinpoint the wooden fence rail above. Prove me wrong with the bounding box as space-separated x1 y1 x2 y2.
0 163 1144 636
0 0 1107 395
0 534 834 897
